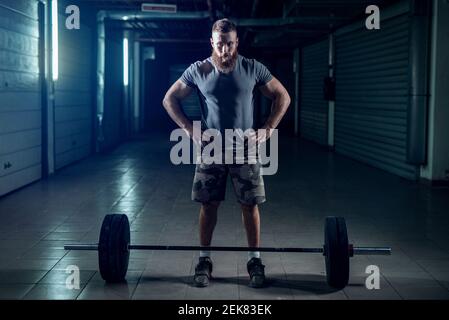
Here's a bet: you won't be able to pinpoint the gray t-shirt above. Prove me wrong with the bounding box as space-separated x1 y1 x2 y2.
180 55 272 133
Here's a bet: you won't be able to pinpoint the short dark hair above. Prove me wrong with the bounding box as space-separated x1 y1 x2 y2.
211 18 237 34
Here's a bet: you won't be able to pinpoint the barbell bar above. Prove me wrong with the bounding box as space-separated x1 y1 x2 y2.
64 214 391 289
64 244 391 255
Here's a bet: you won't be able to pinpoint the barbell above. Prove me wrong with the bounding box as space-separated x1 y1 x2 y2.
64 214 391 289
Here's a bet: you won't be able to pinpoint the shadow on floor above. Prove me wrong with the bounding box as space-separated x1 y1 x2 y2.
140 273 342 294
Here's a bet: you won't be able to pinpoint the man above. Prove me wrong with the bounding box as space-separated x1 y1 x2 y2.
162 18 290 288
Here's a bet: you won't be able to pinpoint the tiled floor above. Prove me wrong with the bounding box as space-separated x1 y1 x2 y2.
1 133 449 300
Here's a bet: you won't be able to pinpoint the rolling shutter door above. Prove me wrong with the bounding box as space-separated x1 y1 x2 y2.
0 0 42 196
335 13 419 180
54 15 93 170
300 39 329 145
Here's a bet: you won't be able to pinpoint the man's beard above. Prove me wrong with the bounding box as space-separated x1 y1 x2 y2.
211 50 238 73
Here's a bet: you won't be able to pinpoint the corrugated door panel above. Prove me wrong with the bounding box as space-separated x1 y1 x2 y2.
300 39 328 145
0 5 39 37
0 0 41 196
0 147 41 178
335 13 418 180
169 65 201 120
54 14 93 170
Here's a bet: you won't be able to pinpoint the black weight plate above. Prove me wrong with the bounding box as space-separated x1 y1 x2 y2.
324 216 349 289
99 214 130 282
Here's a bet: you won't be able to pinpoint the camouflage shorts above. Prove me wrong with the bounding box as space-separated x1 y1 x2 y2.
192 163 266 205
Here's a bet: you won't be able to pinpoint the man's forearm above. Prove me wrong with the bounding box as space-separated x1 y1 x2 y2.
162 96 193 132
263 93 291 129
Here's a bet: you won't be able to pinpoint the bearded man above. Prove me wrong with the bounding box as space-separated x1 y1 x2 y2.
162 18 291 288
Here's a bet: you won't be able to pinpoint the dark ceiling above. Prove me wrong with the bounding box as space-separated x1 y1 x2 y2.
73 0 401 49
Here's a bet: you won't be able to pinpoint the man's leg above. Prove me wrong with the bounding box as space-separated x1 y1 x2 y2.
229 163 266 288
192 162 227 260
191 161 226 288
192 201 220 287
241 203 265 288
241 203 260 248
199 201 220 247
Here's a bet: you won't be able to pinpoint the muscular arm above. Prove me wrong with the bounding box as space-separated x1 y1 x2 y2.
259 76 291 130
162 79 195 134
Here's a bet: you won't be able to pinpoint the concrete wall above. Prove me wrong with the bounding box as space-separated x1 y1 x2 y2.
101 28 123 151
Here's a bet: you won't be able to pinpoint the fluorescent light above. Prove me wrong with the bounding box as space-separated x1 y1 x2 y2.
51 0 59 81
123 37 129 86
122 16 129 21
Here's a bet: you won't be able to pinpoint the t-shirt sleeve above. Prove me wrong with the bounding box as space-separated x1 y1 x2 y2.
180 63 197 88
254 60 273 87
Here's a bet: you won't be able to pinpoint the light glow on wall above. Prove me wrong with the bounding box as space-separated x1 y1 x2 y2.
51 0 59 81
123 37 129 86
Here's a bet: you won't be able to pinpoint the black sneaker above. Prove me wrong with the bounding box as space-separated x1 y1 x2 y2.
247 257 266 288
193 257 213 287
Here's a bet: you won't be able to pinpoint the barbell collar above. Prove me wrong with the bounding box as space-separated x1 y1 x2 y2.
353 247 391 255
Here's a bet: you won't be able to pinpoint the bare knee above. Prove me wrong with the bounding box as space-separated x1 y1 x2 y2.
241 203 258 214
201 201 220 213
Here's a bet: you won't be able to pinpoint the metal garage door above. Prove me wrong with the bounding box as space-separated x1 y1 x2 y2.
300 39 329 146
54 14 93 169
335 13 419 180
169 64 201 120
0 0 42 196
